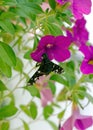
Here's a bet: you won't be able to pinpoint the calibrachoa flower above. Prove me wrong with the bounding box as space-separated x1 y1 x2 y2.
73 17 89 46
56 0 92 19
79 45 93 74
60 105 93 130
56 0 68 5
72 0 92 19
67 17 89 46
31 35 71 62
35 75 53 107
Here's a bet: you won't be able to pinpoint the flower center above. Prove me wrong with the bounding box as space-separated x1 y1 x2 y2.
88 59 93 65
46 44 53 48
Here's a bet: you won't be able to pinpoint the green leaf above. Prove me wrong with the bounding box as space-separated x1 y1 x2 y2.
16 0 28 3
0 42 16 67
47 22 62 36
0 20 15 34
14 57 23 73
77 86 86 99
57 88 68 101
66 61 75 71
0 57 12 77
17 3 43 16
48 0 56 10
60 13 71 25
21 120 29 130
28 0 42 3
3 0 17 6
0 122 10 130
0 80 8 91
67 75 76 87
24 49 32 59
47 120 58 130
0 104 18 119
58 110 65 119
20 105 31 117
89 74 93 79
0 11 16 20
48 81 56 95
30 101 37 119
24 86 40 97
43 105 53 119
72 94 79 104
1 33 13 44
57 2 71 12
85 92 93 104
33 35 39 50
50 74 68 86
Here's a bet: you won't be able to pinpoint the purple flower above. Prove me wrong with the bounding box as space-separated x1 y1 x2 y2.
67 17 89 46
60 106 93 130
35 75 53 107
79 45 93 74
72 0 92 19
56 0 68 5
56 0 92 19
31 35 71 62
73 17 89 46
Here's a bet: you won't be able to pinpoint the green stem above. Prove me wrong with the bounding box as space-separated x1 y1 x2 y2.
73 74 86 89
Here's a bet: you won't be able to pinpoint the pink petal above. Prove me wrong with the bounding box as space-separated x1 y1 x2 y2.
41 2 50 11
72 0 92 19
31 48 45 62
53 47 71 62
75 116 93 129
60 116 74 130
79 45 93 59
40 88 53 107
46 48 54 60
38 35 55 49
80 60 93 74
55 36 71 49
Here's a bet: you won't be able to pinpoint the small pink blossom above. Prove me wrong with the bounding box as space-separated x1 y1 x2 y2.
41 2 50 11
60 105 93 130
35 75 53 107
40 88 53 107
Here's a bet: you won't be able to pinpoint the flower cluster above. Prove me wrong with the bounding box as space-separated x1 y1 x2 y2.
1 0 93 130
31 0 93 75
29 0 93 130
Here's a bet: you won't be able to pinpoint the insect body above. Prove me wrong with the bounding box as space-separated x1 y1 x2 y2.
28 53 64 85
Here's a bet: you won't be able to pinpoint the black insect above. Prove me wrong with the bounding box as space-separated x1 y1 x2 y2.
27 53 64 85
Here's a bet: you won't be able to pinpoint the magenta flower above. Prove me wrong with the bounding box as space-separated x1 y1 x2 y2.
67 17 89 46
72 0 92 19
60 106 93 130
79 45 93 74
35 75 53 107
56 0 92 19
56 0 68 5
31 35 71 62
73 17 89 46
